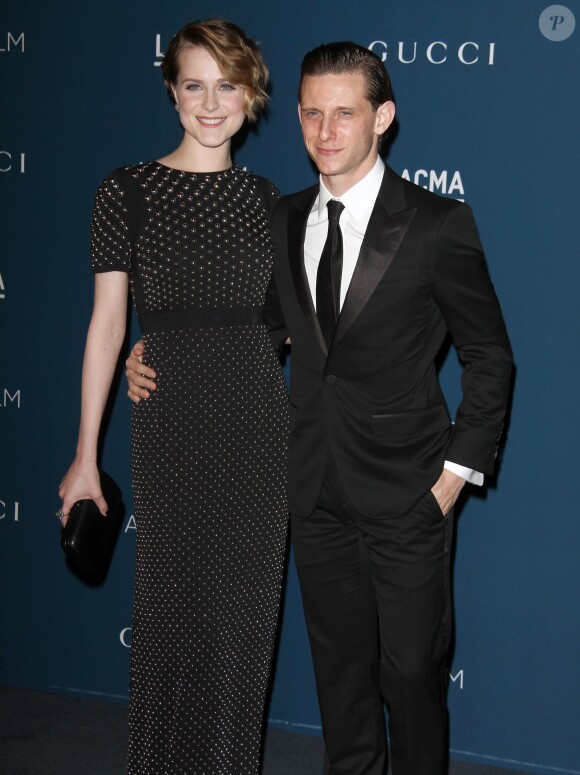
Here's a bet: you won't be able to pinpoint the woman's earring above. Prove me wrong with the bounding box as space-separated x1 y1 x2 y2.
175 103 180 112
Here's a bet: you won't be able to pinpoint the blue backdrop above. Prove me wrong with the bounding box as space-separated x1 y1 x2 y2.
1 2 579 772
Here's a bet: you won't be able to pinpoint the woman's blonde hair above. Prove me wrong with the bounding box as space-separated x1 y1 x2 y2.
161 18 269 122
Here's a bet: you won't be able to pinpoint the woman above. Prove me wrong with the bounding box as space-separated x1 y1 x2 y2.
59 19 289 774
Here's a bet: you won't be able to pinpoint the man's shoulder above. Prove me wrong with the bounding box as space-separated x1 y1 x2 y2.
270 185 317 234
275 184 318 212
388 167 468 219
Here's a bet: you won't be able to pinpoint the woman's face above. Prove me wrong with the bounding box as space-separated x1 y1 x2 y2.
172 46 246 152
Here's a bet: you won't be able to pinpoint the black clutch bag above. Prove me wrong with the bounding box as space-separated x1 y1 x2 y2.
61 470 124 581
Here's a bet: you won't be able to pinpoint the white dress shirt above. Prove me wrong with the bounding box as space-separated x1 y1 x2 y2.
304 157 483 486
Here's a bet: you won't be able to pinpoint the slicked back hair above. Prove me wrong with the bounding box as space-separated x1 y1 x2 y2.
299 41 395 144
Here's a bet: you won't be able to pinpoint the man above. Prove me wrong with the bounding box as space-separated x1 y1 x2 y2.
127 42 512 775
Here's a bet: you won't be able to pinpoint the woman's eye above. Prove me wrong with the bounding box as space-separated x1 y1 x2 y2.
220 83 236 91
185 83 201 91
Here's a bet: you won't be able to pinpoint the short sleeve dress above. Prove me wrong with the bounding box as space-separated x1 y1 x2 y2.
91 161 289 775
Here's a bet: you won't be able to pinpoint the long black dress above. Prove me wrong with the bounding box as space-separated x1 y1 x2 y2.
91 162 289 774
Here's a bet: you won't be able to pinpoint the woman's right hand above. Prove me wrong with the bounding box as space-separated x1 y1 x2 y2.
126 340 157 403
57 271 129 527
58 459 107 527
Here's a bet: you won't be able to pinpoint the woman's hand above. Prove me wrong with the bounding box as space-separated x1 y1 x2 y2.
58 459 107 527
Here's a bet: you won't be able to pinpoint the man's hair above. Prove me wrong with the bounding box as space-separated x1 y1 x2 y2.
299 41 394 110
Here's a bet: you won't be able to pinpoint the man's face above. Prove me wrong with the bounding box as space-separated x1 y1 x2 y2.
298 71 395 196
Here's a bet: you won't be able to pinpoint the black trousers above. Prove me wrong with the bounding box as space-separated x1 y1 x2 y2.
291 457 453 775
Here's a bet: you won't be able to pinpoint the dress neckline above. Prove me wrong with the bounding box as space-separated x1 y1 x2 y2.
150 160 239 177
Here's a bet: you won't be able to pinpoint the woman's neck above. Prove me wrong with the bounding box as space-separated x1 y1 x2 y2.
158 137 233 173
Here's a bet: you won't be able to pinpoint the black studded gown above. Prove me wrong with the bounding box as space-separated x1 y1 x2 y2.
91 162 289 775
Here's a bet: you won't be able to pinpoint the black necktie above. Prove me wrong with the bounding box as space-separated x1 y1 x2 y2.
316 199 345 347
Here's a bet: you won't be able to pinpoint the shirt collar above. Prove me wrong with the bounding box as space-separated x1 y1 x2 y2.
317 157 385 221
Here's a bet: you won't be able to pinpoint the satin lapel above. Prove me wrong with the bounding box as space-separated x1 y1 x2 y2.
287 190 328 354
331 182 417 353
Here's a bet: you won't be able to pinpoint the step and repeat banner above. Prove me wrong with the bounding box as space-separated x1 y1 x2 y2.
1 1 578 772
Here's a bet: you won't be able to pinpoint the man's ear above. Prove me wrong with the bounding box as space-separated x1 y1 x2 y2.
297 102 303 126
375 100 396 138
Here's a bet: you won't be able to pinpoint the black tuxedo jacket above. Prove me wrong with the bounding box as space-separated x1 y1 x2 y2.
265 166 513 517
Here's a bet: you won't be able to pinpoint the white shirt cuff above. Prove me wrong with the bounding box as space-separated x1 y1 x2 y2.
444 461 484 486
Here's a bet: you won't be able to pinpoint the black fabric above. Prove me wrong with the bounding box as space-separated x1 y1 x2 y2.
292 454 453 775
268 166 512 519
140 306 264 333
316 200 345 348
91 162 289 774
266 164 512 772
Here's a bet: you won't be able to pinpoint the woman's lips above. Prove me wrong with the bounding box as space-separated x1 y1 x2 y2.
196 116 227 127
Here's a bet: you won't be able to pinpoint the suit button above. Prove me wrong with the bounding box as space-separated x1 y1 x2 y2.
325 375 337 384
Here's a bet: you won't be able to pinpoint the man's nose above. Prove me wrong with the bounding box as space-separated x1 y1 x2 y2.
318 116 336 141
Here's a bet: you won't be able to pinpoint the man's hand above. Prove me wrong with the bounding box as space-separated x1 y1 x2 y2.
430 469 466 517
126 340 157 403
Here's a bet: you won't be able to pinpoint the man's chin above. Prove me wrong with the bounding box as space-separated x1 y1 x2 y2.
311 159 342 177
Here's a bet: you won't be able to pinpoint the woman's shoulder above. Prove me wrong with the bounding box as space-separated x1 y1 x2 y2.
94 162 160 210
100 160 157 188
241 167 281 213
92 163 161 232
